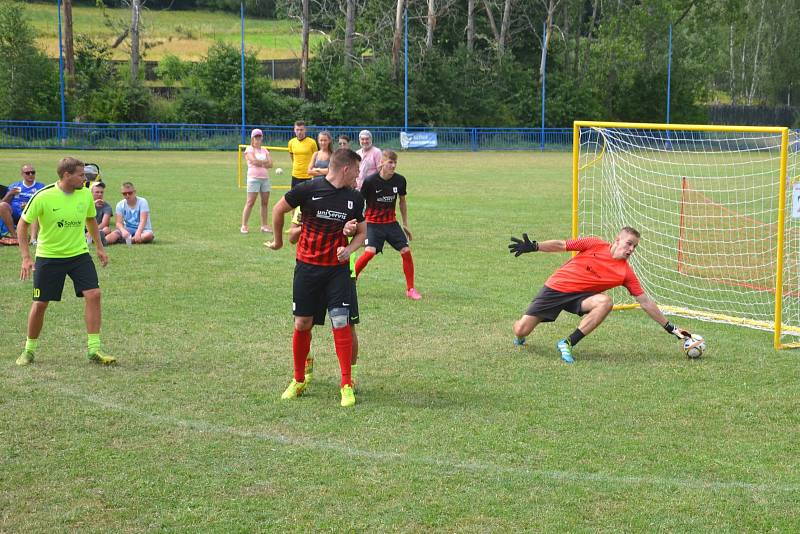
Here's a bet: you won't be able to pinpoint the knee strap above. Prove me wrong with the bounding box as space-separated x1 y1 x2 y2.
329 307 349 329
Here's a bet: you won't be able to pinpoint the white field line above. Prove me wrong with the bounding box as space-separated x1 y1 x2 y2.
32 381 798 495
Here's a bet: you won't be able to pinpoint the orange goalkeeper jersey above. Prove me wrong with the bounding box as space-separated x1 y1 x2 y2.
544 237 644 296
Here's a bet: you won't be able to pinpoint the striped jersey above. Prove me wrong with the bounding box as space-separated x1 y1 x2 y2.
360 172 407 224
284 177 365 266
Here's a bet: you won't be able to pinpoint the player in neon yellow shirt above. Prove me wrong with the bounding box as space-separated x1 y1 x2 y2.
287 120 318 188
15 157 115 366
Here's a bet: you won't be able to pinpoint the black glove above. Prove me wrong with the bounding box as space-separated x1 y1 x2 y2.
663 321 691 339
508 233 538 257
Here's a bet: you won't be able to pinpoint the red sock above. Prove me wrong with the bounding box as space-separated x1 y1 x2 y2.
401 250 415 290
355 250 375 277
332 325 353 387
292 328 311 382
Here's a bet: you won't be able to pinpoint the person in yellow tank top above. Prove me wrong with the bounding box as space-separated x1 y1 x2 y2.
287 120 318 189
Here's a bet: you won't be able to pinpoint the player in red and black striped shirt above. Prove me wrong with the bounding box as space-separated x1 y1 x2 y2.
266 149 366 407
354 150 421 300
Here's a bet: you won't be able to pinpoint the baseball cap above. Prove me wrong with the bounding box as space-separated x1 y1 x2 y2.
251 128 264 138
84 163 100 178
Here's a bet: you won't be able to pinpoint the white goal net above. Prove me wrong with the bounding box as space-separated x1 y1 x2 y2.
575 122 800 348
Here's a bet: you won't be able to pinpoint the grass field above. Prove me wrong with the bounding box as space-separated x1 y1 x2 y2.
24 2 320 60
1 150 799 532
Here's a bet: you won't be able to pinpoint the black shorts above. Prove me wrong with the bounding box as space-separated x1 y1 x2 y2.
312 276 359 326
33 253 99 302
366 222 409 253
293 261 355 326
525 285 597 322
291 176 310 189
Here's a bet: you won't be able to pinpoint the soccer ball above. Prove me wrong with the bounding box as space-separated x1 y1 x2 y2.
275 167 283 175
683 335 706 359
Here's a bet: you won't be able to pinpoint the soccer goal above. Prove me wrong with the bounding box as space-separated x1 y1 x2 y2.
573 121 800 349
236 144 290 189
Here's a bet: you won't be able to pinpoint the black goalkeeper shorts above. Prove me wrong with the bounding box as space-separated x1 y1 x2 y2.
525 285 598 322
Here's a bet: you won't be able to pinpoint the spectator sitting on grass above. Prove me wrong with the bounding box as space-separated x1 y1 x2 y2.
106 182 154 245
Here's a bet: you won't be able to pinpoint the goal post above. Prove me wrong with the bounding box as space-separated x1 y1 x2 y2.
236 144 290 189
572 121 799 349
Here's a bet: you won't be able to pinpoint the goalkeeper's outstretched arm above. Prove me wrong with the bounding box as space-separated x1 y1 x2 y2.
508 234 566 256
635 294 691 339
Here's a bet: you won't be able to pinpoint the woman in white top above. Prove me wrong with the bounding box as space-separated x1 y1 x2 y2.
307 131 334 177
241 128 273 234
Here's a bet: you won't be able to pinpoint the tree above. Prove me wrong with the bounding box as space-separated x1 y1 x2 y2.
71 35 154 122
344 0 356 69
466 0 475 51
130 0 141 79
300 0 310 98
63 0 75 91
178 41 294 124
0 2 59 120
391 0 404 73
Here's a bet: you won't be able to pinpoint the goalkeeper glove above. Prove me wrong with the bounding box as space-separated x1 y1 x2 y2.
663 321 691 339
508 233 538 257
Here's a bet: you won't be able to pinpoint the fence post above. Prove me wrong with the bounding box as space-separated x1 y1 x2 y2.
470 128 478 151
153 124 159 149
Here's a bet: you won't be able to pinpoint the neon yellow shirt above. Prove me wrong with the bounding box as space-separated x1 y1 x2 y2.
288 137 318 179
21 183 96 258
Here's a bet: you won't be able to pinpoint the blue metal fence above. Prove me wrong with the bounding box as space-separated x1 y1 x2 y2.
2 121 795 152
0 121 574 151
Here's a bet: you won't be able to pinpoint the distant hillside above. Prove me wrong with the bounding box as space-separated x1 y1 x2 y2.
24 2 321 61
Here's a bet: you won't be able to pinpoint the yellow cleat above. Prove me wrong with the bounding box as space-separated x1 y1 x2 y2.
16 350 34 366
340 384 356 407
88 351 117 365
281 379 306 400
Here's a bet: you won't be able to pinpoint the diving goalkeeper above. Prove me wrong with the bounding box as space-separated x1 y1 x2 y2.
508 226 691 363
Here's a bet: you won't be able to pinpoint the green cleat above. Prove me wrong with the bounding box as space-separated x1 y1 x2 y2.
304 357 314 384
16 350 34 366
340 384 356 407
88 350 117 365
281 379 306 400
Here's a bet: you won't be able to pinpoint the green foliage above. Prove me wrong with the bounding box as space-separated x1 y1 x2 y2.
540 72 605 125
580 0 710 123
411 48 513 127
307 52 404 125
154 54 193 87
71 35 155 122
0 2 59 120
177 41 294 124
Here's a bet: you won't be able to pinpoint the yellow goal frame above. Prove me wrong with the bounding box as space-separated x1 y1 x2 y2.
572 121 792 349
237 145 291 189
